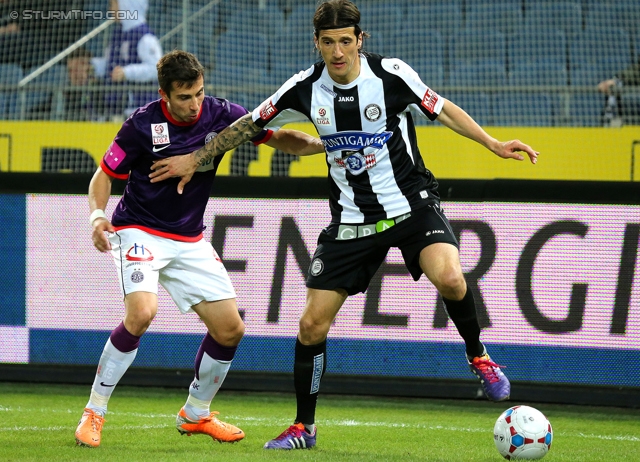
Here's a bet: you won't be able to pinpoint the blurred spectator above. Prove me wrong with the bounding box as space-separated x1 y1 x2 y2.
0 0 86 70
92 0 161 119
29 46 98 120
598 59 640 126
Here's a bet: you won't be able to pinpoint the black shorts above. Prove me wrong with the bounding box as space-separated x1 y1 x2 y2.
306 204 459 295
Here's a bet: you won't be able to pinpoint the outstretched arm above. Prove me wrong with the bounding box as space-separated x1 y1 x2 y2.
265 129 325 156
149 113 260 193
437 98 539 164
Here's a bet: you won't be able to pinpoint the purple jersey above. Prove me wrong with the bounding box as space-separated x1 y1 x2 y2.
101 96 271 240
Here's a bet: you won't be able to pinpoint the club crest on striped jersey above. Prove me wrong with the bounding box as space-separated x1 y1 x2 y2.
125 243 154 261
151 123 170 145
316 106 331 125
364 104 382 121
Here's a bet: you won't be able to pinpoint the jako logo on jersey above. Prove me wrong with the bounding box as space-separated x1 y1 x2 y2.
421 88 439 114
321 131 392 153
259 99 278 121
125 244 154 261
151 123 170 145
316 106 331 125
425 230 445 237
338 96 354 102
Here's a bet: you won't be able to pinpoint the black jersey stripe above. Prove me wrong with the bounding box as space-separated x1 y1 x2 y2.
334 85 386 221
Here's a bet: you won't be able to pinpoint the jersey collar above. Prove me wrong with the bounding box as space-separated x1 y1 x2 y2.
161 99 203 126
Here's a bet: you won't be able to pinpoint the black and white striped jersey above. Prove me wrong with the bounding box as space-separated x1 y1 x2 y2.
252 52 445 224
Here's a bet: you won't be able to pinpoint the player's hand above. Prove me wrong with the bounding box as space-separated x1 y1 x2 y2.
597 79 616 94
92 218 114 252
111 66 125 82
493 139 538 164
149 153 197 194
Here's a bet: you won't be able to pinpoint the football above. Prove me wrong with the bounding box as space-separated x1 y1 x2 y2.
493 405 553 460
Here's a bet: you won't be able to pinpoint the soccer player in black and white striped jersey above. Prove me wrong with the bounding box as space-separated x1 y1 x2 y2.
150 0 539 450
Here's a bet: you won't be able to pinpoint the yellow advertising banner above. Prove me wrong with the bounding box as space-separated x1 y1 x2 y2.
1 121 638 181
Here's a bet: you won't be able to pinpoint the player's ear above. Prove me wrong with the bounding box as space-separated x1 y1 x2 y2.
158 87 169 102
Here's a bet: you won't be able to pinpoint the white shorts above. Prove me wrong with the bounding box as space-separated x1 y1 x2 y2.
109 228 236 313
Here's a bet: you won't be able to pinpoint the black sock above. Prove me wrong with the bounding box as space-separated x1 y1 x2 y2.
293 337 326 426
443 288 484 358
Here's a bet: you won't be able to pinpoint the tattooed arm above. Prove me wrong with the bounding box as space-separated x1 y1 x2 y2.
149 114 260 194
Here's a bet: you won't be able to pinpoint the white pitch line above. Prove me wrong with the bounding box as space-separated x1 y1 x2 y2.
1 409 638 443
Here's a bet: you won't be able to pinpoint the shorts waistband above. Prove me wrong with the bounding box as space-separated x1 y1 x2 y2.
336 212 412 240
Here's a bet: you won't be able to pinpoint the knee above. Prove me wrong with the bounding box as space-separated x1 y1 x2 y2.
124 309 155 336
299 316 329 345
436 269 467 300
214 320 245 346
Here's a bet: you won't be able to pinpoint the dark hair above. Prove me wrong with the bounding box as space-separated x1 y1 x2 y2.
313 0 370 41
156 50 205 96
67 46 92 61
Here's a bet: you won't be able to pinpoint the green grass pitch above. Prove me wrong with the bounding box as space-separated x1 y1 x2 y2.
0 382 638 461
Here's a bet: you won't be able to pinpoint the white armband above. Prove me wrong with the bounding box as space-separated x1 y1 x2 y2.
89 209 108 226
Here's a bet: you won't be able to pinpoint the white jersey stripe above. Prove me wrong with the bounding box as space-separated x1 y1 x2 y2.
252 53 444 224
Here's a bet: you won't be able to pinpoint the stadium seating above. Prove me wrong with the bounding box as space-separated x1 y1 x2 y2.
362 33 385 57
508 62 569 87
12 0 636 128
445 91 493 126
569 27 632 77
507 28 568 68
465 3 524 36
388 30 445 88
569 92 604 126
570 67 608 86
493 93 553 126
0 63 24 119
227 8 286 38
585 2 640 43
212 31 270 90
268 28 318 85
356 1 403 43
508 63 568 120
24 64 69 119
151 0 220 66
524 2 583 37
448 62 508 88
285 4 317 36
403 2 463 40
449 29 507 70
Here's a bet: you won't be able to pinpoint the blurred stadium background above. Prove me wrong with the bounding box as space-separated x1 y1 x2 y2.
0 0 638 177
1 1 639 409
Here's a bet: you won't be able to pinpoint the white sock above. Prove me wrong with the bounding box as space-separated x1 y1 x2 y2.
85 338 138 416
183 353 232 420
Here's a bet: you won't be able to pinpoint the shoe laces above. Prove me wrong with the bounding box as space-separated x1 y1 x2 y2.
201 411 224 426
276 423 305 440
88 412 105 432
472 356 505 383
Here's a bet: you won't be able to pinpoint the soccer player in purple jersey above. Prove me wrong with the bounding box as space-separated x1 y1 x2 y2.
74 50 324 448
149 0 540 451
